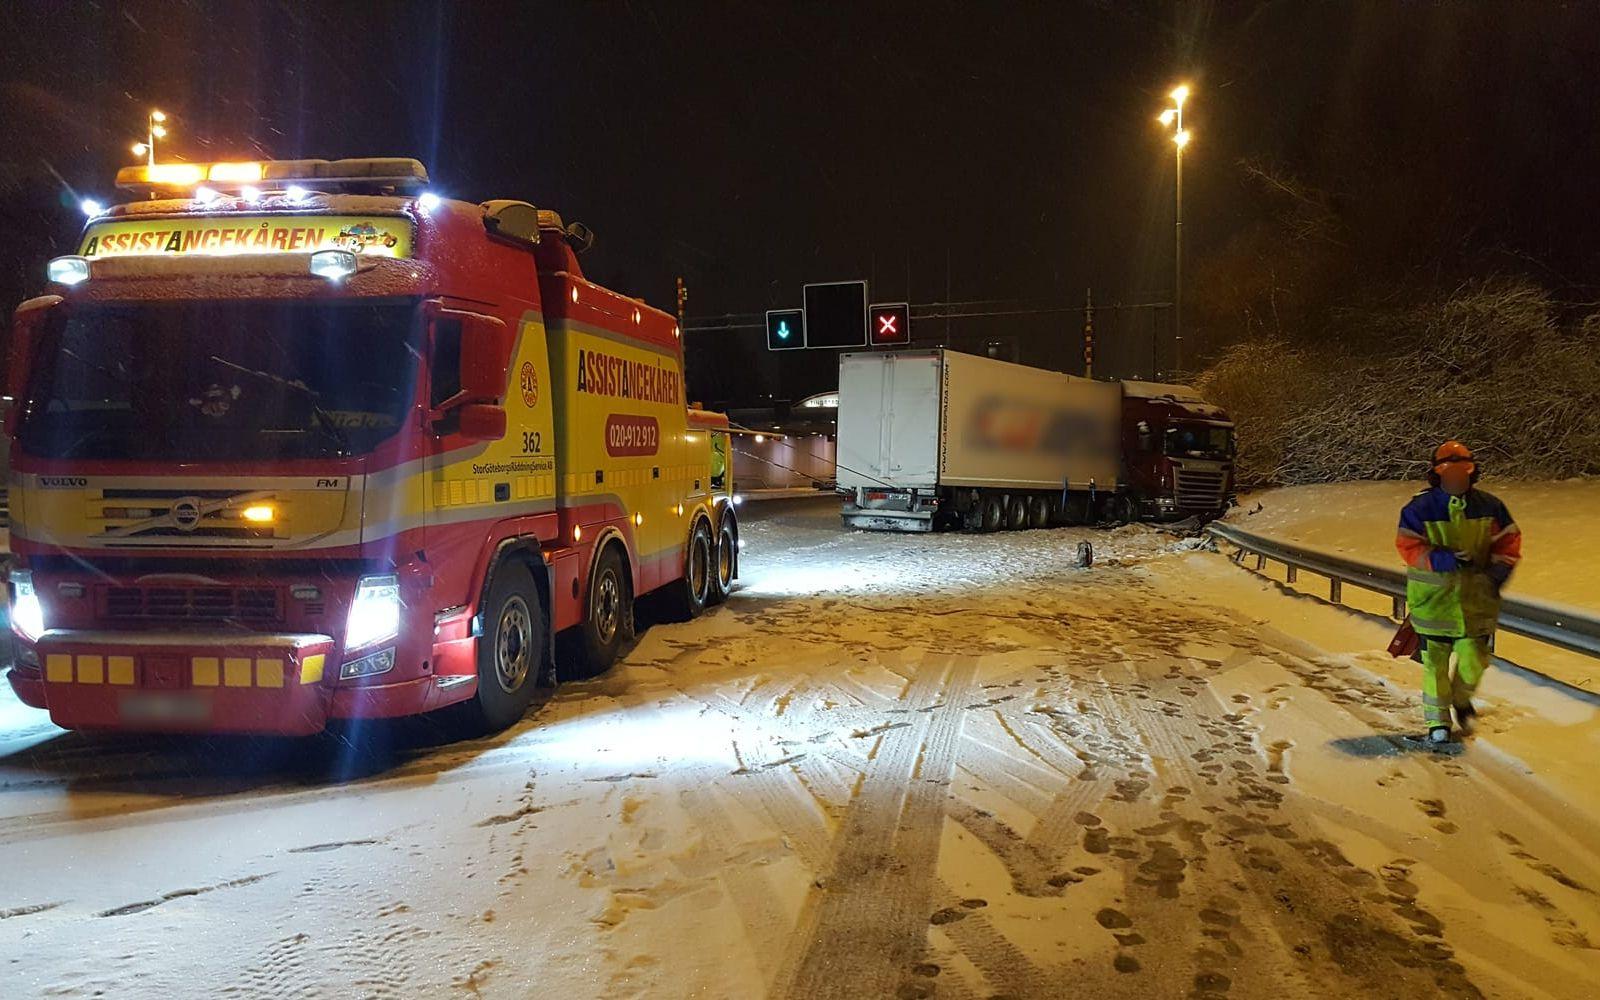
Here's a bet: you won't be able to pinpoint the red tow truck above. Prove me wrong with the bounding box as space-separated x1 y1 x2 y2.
5 157 739 736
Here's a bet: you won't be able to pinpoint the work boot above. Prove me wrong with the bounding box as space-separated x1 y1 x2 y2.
1455 702 1477 732
1427 726 1453 746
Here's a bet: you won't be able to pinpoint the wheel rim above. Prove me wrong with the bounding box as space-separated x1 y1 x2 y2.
495 595 534 693
594 568 621 645
717 530 734 587
690 533 709 600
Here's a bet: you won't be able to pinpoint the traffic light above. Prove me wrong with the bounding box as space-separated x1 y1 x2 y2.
869 302 910 346
766 308 804 351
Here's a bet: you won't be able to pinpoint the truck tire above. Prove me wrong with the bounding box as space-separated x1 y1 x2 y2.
1026 495 1050 529
979 493 1004 533
1005 495 1028 530
664 518 714 620
1112 494 1140 525
709 515 736 604
582 544 633 673
466 562 545 733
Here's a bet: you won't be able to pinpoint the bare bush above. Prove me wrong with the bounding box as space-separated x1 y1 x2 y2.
1197 280 1600 486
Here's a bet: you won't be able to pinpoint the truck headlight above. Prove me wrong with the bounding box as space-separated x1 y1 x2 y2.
9 570 45 643
344 574 400 650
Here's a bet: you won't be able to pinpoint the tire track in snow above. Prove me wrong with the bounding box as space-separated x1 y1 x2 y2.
774 651 977 1000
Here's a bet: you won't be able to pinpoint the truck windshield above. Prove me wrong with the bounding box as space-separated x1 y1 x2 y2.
1164 423 1234 459
18 300 419 462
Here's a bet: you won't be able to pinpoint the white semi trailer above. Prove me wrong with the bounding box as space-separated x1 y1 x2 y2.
837 349 1122 532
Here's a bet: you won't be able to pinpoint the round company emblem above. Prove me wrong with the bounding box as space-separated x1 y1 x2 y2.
171 497 203 531
519 361 539 408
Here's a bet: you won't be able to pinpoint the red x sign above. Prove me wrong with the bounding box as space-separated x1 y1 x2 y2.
869 302 910 346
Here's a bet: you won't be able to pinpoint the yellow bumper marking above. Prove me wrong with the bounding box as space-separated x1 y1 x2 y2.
77 655 104 685
224 657 253 688
108 656 136 686
46 654 74 683
192 657 220 687
300 653 326 685
256 658 285 688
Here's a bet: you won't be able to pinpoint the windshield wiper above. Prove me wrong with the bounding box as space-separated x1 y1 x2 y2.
206 355 351 455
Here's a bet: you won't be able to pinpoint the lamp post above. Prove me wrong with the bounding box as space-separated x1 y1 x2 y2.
1157 85 1191 374
130 109 168 166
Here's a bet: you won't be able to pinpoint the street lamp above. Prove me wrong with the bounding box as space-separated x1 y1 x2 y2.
130 109 169 166
1156 84 1191 373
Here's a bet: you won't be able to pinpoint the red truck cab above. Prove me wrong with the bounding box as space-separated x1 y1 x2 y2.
1117 381 1235 521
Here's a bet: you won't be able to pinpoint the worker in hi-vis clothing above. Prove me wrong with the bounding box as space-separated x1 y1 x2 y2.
1395 441 1523 746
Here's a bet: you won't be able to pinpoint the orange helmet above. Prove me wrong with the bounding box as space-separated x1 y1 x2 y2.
1429 440 1478 487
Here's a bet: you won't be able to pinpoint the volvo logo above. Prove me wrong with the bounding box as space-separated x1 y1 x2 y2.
171 497 203 531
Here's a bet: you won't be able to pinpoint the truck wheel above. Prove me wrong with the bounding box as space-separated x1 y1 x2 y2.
467 562 545 733
1113 494 1139 525
1026 495 1050 529
666 519 714 620
979 493 1004 533
1005 495 1028 530
582 544 633 673
709 515 736 604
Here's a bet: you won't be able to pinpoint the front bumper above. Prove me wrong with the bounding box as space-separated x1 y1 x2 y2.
26 629 335 735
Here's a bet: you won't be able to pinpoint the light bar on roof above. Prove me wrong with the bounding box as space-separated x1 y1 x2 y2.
115 157 429 194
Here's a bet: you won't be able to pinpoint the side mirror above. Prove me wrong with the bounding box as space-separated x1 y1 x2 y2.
5 295 63 438
458 403 506 442
459 314 512 399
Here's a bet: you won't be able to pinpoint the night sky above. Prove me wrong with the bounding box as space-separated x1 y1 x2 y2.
4 1 1598 406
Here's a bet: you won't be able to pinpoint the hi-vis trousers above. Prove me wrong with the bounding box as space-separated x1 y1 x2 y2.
1420 634 1490 729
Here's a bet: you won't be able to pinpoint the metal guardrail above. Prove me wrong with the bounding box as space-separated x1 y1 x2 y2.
1208 521 1600 662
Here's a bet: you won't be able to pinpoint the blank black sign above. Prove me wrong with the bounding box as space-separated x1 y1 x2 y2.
802 281 868 348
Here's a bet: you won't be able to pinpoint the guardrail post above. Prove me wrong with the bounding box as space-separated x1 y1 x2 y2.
1231 546 1246 564
1285 565 1298 583
1329 579 1342 604
1393 595 1405 620
1254 553 1266 571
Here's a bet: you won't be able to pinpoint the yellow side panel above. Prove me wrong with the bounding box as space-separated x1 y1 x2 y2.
300 654 326 685
223 657 253 688
46 654 73 683
77 655 104 685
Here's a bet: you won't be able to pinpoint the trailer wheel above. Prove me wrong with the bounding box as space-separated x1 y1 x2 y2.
581 544 633 673
466 562 545 732
709 515 736 604
979 493 1005 533
1026 495 1050 529
1004 495 1029 530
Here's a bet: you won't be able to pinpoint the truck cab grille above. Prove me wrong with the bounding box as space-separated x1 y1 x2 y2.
100 585 283 625
1173 468 1228 511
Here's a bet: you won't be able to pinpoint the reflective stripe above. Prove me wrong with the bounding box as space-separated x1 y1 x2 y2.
1422 694 1449 707
1407 569 1454 586
1490 522 1520 542
1410 614 1458 634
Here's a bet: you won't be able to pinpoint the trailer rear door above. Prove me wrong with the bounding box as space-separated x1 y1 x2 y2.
837 351 941 490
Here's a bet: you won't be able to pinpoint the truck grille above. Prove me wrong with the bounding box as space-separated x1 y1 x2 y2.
1174 469 1227 511
100 585 283 625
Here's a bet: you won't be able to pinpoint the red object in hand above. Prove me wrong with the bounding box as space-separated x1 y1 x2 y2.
1388 616 1420 658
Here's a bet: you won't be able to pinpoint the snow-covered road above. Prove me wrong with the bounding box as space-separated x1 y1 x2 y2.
2 496 1597 999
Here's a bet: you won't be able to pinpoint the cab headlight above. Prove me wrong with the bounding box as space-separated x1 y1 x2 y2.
344 574 400 650
9 570 45 643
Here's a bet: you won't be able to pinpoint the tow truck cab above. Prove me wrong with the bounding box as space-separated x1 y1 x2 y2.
4 157 737 736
